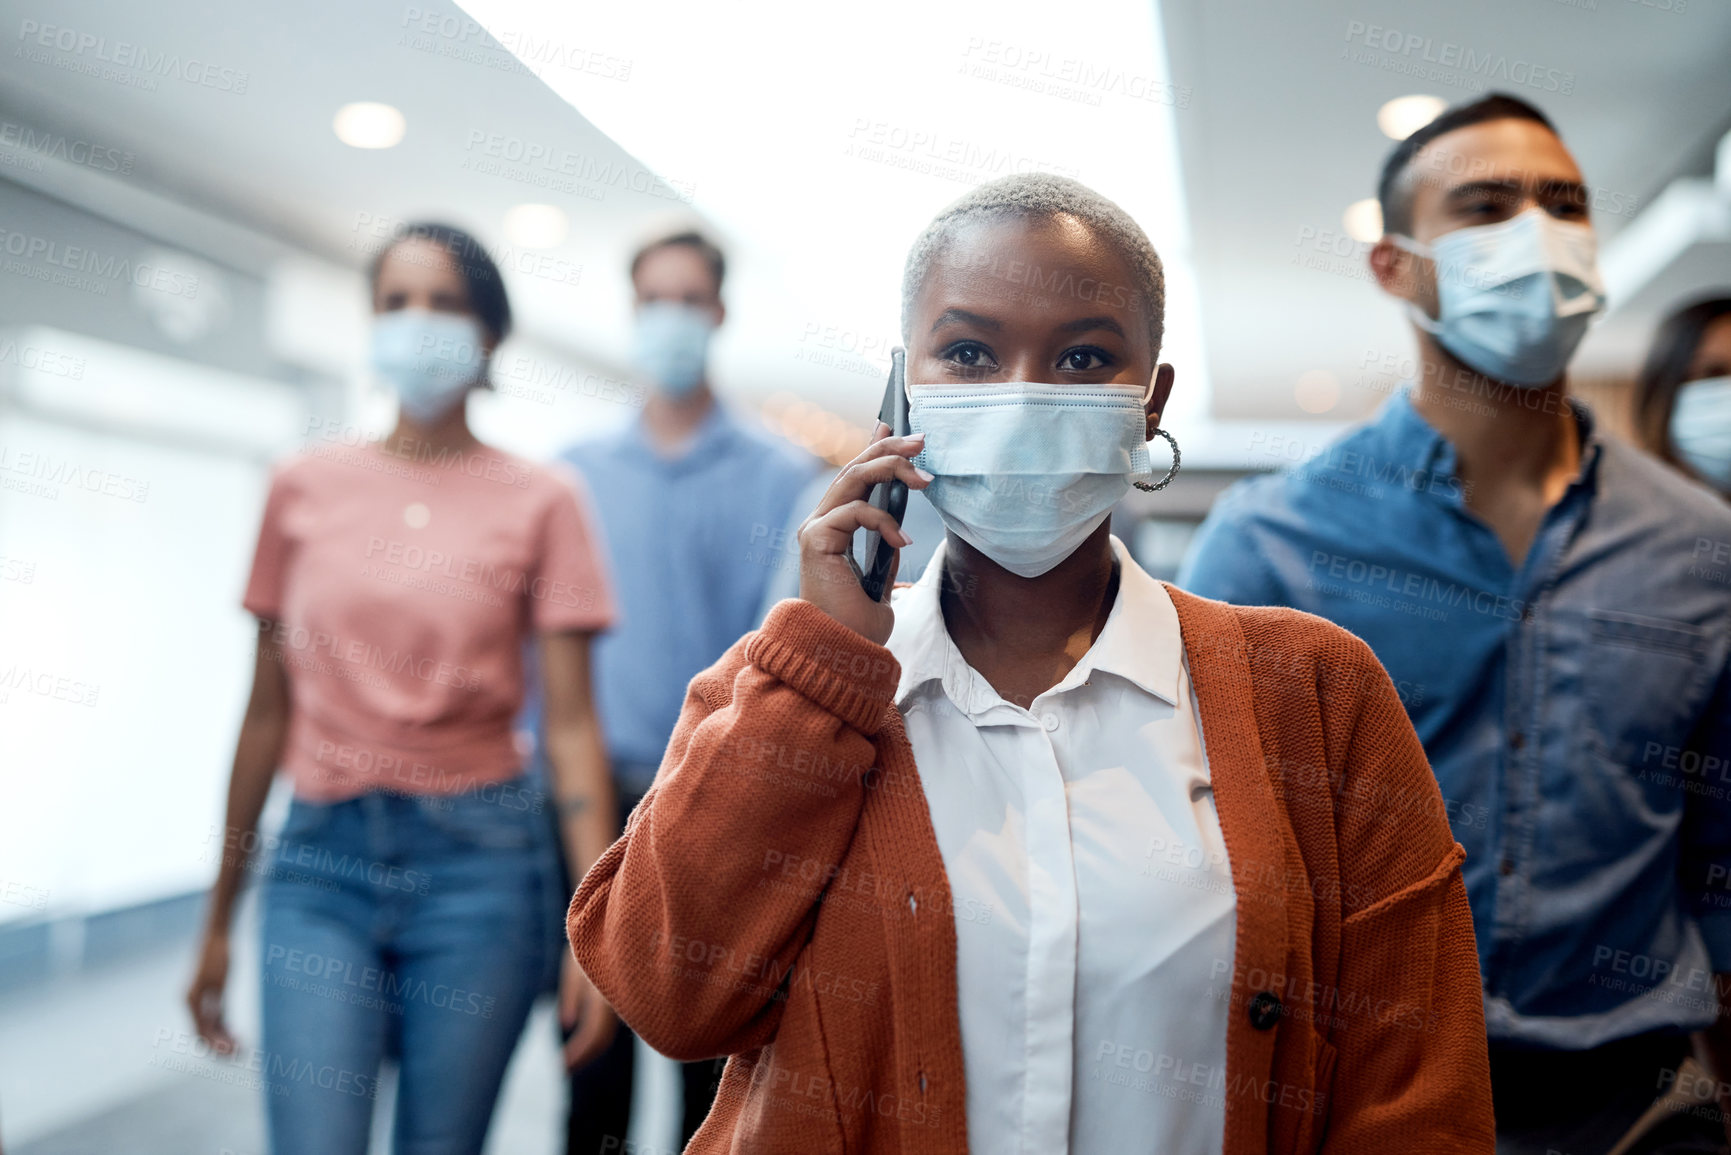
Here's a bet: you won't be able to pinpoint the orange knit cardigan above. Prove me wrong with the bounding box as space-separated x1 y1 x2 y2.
570 590 1495 1153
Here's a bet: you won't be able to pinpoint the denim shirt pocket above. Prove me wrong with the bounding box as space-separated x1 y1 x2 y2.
1583 609 1711 773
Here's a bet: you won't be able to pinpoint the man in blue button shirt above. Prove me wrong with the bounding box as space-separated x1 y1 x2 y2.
1181 93 1731 1152
556 229 816 1154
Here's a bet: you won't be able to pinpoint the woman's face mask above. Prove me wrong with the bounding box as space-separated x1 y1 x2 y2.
1670 375 1731 492
1392 207 1606 388
908 380 1154 578
370 309 486 423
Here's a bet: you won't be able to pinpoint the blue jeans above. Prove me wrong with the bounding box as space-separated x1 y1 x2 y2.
259 781 549 1155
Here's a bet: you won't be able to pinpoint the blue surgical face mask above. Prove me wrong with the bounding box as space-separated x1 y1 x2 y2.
1392 207 1606 388
1670 375 1731 492
632 301 715 397
371 309 486 424
908 380 1154 578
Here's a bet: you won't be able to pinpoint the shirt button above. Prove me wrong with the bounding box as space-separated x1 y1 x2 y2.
1499 858 1516 877
1509 731 1525 751
1041 713 1059 732
1248 991 1284 1031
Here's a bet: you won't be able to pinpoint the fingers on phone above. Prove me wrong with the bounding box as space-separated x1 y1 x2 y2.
811 500 908 550
845 500 911 547
816 455 927 518
869 456 931 494
856 453 930 489
853 431 924 465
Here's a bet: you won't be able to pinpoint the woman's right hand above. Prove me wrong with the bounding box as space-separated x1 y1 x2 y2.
559 953 618 1071
797 423 931 647
186 925 237 1055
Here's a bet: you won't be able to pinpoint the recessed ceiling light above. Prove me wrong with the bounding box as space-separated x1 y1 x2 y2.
1343 198 1384 243
1295 369 1341 415
502 204 569 248
333 102 406 149
1377 95 1447 141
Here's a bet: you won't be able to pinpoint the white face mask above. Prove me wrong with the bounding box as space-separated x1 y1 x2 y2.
1670 376 1731 491
908 380 1154 578
371 309 486 423
632 301 715 397
1392 207 1606 388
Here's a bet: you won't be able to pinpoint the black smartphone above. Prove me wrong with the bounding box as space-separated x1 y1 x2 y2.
854 347 909 603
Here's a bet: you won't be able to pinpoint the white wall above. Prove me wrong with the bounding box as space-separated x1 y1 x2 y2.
0 328 304 924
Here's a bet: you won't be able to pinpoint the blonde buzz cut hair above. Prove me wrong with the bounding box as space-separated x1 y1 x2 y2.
899 173 1166 360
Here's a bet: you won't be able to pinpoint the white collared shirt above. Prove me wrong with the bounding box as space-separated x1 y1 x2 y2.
886 536 1235 1155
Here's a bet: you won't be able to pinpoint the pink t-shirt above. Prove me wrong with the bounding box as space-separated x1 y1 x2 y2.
243 439 615 801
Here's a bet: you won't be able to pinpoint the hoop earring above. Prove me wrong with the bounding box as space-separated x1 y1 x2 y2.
1131 427 1181 492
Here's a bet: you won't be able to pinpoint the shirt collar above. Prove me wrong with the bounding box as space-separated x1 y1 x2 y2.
1569 399 1606 491
628 401 736 468
888 535 1183 718
1386 387 1606 498
1384 389 1455 481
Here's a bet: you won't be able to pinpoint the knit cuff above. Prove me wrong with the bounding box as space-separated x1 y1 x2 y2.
746 599 900 736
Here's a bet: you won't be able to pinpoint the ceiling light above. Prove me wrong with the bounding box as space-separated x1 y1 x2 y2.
503 204 569 248
1343 198 1383 243
333 102 406 149
1377 95 1446 141
1295 370 1341 415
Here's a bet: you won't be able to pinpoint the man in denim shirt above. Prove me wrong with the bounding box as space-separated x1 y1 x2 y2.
1181 93 1731 1152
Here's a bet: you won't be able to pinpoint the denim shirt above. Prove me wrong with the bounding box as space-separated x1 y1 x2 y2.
1179 391 1731 1048
573 408 815 774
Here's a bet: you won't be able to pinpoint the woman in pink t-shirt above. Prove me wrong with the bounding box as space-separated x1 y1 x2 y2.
186 222 619 1154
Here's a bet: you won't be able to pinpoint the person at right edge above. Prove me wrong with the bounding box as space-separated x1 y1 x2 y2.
570 172 1493 1153
1180 93 1731 1153
1634 296 1731 500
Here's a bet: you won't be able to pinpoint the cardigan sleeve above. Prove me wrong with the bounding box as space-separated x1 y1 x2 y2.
1322 639 1495 1153
567 598 900 1061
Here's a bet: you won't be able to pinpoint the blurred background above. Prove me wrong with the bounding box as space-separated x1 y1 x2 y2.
0 0 1726 1150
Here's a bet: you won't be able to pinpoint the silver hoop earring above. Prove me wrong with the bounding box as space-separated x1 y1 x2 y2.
1132 427 1181 492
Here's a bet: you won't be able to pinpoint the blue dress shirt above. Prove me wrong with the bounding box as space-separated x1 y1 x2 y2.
552 406 815 790
1179 390 1731 1048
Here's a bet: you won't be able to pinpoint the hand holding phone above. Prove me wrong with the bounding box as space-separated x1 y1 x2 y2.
795 348 929 647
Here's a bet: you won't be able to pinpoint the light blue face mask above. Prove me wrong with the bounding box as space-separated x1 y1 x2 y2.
632 301 716 397
908 380 1154 578
1671 376 1731 492
1392 207 1606 388
370 309 485 424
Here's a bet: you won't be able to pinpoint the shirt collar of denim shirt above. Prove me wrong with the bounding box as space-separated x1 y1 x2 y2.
628 400 738 471
1387 386 1605 506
